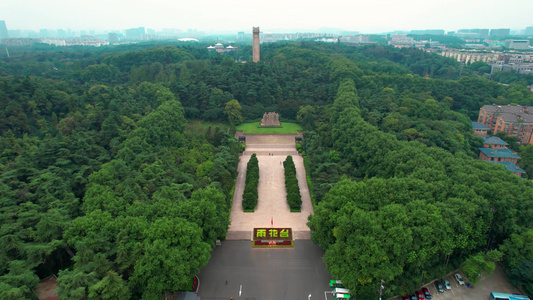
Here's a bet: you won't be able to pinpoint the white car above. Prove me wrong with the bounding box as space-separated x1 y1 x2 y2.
454 273 465 286
443 279 452 290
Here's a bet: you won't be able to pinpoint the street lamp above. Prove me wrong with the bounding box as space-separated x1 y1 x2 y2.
308 294 311 300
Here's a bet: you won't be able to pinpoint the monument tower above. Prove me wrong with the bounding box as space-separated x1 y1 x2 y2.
253 27 260 62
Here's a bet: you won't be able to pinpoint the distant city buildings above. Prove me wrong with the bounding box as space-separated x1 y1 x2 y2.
108 33 119 44
125 27 145 40
410 29 445 35
454 28 489 39
388 34 414 48
387 34 433 49
490 28 511 37
504 39 531 50
490 54 533 74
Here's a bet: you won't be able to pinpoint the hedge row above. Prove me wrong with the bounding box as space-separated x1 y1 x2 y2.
242 153 259 211
283 155 302 211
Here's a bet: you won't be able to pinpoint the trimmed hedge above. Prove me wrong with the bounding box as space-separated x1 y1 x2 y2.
242 153 259 211
283 155 302 211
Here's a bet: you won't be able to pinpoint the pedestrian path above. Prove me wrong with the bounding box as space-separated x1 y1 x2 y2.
227 134 313 240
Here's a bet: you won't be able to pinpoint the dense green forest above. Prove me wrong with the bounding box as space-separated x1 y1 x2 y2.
1 40 533 299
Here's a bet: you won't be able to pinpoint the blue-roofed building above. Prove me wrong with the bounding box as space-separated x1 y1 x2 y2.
472 121 490 136
480 147 524 177
479 148 520 163
483 136 509 149
498 162 526 177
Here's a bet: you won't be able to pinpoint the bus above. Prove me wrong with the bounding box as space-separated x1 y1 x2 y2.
330 280 343 288
490 292 530 300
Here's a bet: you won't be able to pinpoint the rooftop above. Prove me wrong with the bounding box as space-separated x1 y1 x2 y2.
472 121 490 130
483 136 508 145
479 147 521 159
481 104 533 114
500 112 533 124
498 161 526 173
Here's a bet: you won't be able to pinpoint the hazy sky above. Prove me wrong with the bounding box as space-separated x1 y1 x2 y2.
2 0 533 33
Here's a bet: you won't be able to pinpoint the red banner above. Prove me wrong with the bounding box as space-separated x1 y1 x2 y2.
252 240 294 248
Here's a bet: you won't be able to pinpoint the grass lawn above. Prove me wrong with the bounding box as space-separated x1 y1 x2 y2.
236 122 302 134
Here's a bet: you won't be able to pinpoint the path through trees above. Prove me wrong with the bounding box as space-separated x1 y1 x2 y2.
227 134 313 240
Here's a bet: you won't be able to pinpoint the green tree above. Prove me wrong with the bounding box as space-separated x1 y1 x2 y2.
224 99 243 128
296 105 316 130
461 250 503 284
88 271 131 300
130 217 210 299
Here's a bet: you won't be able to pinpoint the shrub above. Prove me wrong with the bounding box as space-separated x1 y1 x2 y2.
242 153 259 211
283 156 302 211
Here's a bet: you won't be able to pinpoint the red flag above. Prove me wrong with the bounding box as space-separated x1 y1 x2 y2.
271 217 273 226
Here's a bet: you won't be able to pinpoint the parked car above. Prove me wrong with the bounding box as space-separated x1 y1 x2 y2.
409 294 417 300
434 281 444 293
443 279 452 290
402 296 410 300
421 287 432 299
454 273 465 286
416 290 425 300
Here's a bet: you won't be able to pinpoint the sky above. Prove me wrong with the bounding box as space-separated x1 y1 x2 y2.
1 0 533 34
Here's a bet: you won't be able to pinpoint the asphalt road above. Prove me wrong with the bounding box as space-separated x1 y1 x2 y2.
197 240 332 300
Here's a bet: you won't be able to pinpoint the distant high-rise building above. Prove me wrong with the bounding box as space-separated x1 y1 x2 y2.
478 29 489 38
57 29 67 38
125 27 145 40
253 27 260 62
40 29 50 38
490 28 510 37
526 27 533 37
7 29 21 38
0 20 9 39
410 29 444 35
108 32 119 43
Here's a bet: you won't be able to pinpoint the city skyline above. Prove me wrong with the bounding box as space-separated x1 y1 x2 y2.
1 0 533 34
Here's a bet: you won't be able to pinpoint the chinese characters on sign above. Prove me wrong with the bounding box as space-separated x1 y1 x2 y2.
254 228 292 240
252 228 294 248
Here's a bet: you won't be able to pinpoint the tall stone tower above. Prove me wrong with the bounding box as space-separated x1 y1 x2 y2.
252 27 260 63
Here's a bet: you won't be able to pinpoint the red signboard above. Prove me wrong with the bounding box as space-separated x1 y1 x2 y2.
252 228 293 248
253 228 292 241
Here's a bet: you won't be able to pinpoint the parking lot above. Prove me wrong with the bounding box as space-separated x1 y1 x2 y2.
401 264 522 300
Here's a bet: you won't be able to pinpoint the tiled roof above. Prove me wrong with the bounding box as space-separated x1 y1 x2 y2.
481 104 533 114
483 136 509 145
479 147 521 159
472 121 490 130
499 112 533 124
498 161 526 173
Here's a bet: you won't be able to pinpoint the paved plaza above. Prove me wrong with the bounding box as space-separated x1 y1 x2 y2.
227 134 313 240
197 240 331 300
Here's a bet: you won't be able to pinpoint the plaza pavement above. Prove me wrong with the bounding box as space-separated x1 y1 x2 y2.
196 240 331 300
227 134 313 240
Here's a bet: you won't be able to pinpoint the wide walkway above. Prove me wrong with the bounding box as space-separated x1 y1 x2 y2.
227 135 313 240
